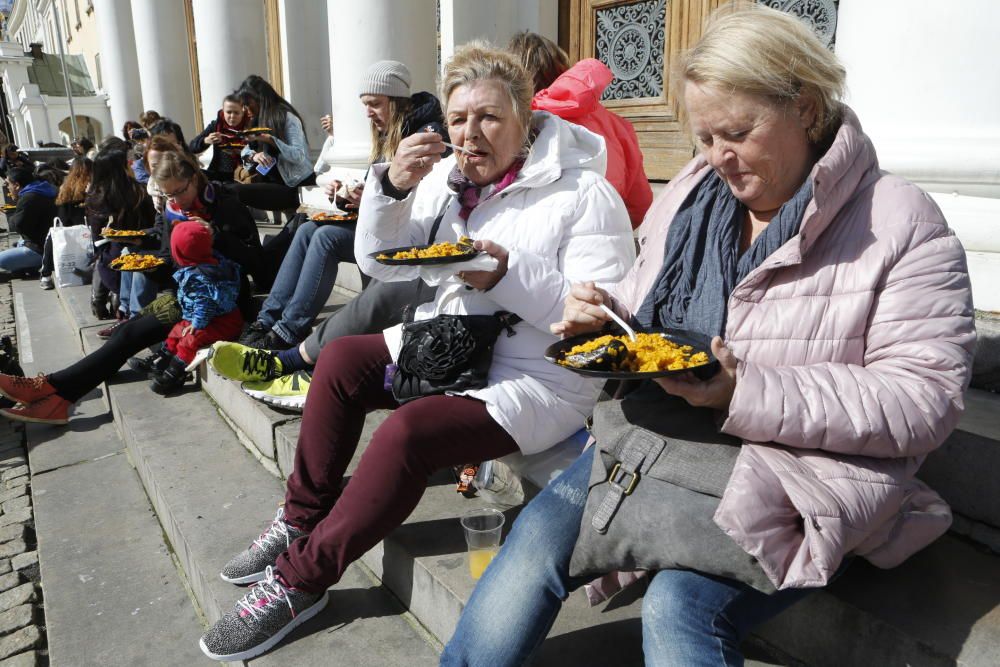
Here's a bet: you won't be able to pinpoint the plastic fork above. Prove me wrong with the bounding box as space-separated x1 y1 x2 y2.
599 303 637 342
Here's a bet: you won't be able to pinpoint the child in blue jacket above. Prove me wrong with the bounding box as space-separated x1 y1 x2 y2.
150 221 243 394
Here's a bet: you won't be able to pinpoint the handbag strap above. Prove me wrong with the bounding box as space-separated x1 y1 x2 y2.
403 197 455 324
426 196 454 245
591 429 663 534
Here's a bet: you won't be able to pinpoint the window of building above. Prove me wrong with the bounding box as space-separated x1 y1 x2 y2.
73 0 82 28
86 0 94 15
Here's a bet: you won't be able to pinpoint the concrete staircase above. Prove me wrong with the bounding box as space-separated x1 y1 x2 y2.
34 277 1000 665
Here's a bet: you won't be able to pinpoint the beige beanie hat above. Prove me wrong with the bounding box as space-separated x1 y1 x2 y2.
359 60 412 99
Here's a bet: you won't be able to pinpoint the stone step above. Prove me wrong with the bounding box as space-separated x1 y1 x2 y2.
13 281 208 666
920 389 1000 552
45 283 444 665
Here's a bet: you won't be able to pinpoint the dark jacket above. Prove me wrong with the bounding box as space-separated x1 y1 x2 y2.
157 182 267 285
87 190 157 292
190 111 249 183
56 201 86 227
8 180 58 252
0 150 31 179
402 91 449 141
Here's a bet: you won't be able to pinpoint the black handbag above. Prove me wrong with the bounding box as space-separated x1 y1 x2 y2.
389 197 521 403
391 311 520 403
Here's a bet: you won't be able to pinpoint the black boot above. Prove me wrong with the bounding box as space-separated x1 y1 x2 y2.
128 346 171 377
149 355 190 395
91 298 111 320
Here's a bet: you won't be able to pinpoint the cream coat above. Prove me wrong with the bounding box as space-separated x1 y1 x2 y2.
357 112 636 453
609 108 976 589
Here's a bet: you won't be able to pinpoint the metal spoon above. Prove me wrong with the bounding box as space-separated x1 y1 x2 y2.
599 303 638 342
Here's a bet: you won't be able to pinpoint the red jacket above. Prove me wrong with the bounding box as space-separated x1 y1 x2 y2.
532 59 653 227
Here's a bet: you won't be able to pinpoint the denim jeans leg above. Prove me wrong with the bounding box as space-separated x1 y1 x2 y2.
127 271 158 315
641 565 817 666
256 220 320 328
271 223 356 344
0 243 43 273
118 270 133 316
440 447 595 667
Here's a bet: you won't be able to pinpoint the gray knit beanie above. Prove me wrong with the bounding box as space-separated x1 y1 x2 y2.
359 60 412 99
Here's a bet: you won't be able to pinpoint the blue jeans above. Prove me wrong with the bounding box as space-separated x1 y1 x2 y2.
440 447 817 667
118 264 158 318
0 241 43 273
257 220 357 344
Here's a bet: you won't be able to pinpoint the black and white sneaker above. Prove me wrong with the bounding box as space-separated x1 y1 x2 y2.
220 506 308 584
199 566 328 661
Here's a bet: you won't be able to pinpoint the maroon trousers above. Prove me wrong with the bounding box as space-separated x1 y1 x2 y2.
276 334 519 592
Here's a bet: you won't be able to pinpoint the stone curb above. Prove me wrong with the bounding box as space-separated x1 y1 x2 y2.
0 273 46 664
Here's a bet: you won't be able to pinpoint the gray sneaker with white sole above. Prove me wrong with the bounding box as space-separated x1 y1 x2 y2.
199 566 328 661
220 506 308 584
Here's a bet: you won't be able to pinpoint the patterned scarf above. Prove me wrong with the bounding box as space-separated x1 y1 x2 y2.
634 171 813 338
447 159 524 220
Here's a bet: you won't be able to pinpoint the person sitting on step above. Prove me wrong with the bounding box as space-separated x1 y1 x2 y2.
235 59 448 352
141 221 244 395
1 166 58 279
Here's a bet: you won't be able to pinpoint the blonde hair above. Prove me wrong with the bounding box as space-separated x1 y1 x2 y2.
369 96 412 164
440 41 534 147
676 3 846 145
507 31 570 93
150 150 207 191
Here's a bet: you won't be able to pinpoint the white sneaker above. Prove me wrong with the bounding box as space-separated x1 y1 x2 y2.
39 275 54 290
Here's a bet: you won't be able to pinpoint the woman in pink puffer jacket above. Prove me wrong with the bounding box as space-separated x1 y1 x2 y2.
442 6 975 667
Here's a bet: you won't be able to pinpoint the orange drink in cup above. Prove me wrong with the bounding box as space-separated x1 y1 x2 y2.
460 508 505 580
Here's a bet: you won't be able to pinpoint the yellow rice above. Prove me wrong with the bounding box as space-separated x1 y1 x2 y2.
561 333 709 373
378 239 473 261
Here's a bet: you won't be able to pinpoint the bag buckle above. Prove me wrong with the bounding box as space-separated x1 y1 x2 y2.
608 462 639 495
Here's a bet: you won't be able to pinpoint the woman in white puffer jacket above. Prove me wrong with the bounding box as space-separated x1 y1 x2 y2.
197 42 634 662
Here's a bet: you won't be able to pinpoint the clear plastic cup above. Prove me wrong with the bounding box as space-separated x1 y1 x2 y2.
460 508 505 580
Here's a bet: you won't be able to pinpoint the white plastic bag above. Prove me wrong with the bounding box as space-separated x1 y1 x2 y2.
50 217 94 288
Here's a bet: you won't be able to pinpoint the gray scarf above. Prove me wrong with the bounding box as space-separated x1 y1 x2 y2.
634 171 813 337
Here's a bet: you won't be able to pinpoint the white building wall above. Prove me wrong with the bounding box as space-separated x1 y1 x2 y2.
836 0 1000 311
836 0 1000 199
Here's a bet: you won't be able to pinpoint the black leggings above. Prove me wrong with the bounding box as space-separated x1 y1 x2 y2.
233 173 317 211
48 314 172 402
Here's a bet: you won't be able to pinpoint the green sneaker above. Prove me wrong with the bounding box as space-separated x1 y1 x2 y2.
241 370 311 411
207 342 283 382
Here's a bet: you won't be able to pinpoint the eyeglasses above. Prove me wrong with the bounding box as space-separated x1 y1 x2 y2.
163 179 193 200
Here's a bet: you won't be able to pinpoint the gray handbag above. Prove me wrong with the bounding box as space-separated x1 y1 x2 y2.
568 383 774 593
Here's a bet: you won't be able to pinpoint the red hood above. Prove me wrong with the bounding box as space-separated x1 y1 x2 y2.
531 59 613 120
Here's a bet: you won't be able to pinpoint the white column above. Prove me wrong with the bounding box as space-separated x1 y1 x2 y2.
93 0 143 137
325 0 437 167
835 0 1000 310
835 0 1000 198
129 0 197 138
278 0 330 153
440 0 557 67
191 0 267 129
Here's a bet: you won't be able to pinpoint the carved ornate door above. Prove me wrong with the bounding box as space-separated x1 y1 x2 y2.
560 0 838 180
